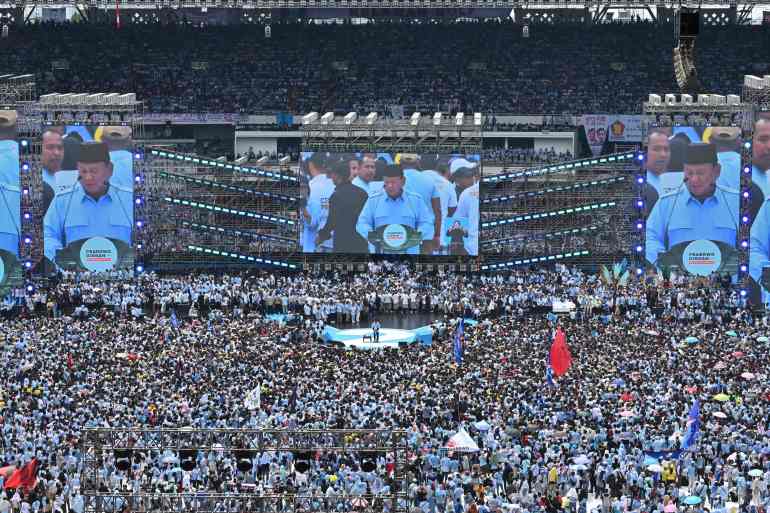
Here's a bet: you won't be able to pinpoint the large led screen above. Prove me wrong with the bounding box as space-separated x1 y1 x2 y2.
300 152 480 255
41 124 134 272
643 126 741 277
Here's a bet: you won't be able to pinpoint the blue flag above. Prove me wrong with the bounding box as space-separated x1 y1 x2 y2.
545 359 555 387
170 309 179 330
682 399 700 450
453 319 464 365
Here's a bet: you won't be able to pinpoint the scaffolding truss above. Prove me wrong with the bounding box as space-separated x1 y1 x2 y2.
80 428 409 513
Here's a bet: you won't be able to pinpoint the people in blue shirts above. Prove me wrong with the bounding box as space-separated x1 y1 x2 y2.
645 143 739 266
356 165 434 255
44 142 133 264
400 154 442 253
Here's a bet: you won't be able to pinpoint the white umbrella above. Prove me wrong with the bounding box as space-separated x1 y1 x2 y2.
474 420 491 431
647 464 663 473
572 455 590 465
748 469 763 478
741 372 755 380
444 428 480 453
713 411 727 419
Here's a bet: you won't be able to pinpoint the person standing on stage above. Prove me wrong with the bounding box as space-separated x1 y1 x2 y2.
371 319 381 343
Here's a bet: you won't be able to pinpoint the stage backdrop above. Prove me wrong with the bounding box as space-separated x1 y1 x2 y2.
40 123 134 273
642 125 743 278
0 109 22 297
300 152 480 256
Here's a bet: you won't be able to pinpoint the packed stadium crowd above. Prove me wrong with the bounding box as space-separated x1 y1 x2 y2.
1 21 765 114
0 262 768 513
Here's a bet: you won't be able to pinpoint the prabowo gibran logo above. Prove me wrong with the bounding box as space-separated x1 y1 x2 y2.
382 224 408 249
79 237 119 272
682 239 722 276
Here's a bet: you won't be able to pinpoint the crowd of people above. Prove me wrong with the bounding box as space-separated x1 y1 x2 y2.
481 149 574 165
0 20 764 115
0 262 768 513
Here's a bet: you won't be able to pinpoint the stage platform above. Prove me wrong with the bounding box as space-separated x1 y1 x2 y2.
321 327 429 349
321 318 478 350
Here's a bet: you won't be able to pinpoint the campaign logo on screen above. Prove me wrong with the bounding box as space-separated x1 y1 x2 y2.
682 239 722 276
382 224 408 250
79 236 119 272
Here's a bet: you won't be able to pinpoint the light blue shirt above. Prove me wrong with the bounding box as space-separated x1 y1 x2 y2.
41 168 56 189
302 174 335 252
0 184 20 258
403 168 439 223
0 140 18 188
352 176 384 197
109 149 135 189
0 140 19 258
752 165 770 200
716 151 741 191
356 190 433 254
645 185 739 265
44 182 133 262
749 199 770 299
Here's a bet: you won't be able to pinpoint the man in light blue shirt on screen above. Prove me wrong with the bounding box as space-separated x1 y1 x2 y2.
401 154 441 253
644 129 672 196
356 165 433 255
0 111 19 259
752 118 770 201
645 143 739 266
351 153 384 196
44 142 133 263
749 198 770 301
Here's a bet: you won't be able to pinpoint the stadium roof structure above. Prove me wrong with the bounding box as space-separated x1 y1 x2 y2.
19 0 755 10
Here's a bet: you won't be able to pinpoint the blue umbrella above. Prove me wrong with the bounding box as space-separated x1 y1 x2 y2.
613 378 626 388
682 496 702 505
726 330 738 338
685 336 699 344
643 456 659 466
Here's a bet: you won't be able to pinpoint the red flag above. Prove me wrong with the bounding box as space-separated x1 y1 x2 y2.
3 458 38 492
67 353 73 370
549 329 572 377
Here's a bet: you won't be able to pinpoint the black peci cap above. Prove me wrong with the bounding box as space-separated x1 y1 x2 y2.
382 164 404 178
684 142 717 166
77 142 111 164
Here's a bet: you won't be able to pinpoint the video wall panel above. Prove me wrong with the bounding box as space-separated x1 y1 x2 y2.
642 126 742 277
0 110 22 295
41 123 134 272
300 152 480 256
